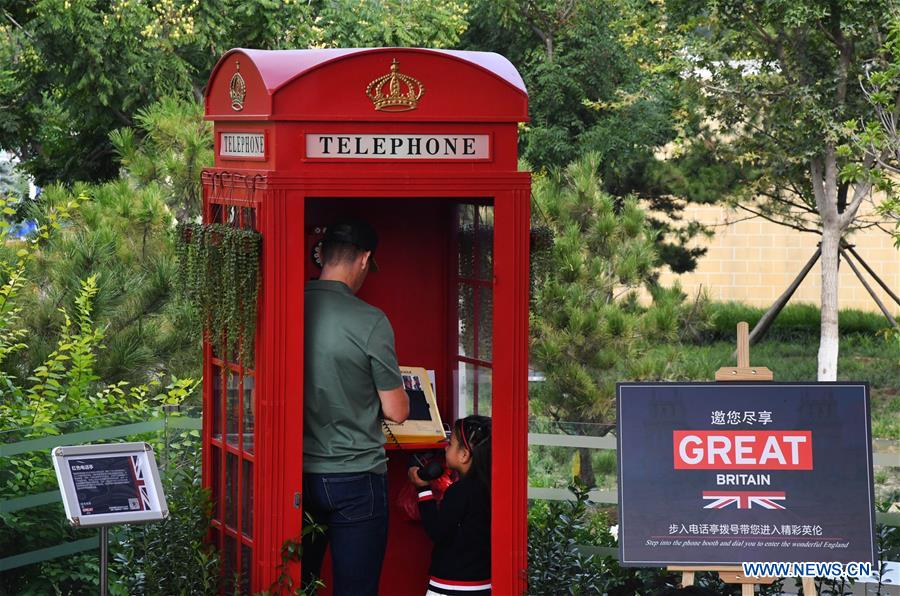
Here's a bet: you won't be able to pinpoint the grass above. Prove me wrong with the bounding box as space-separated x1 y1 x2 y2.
643 333 900 439
707 302 893 340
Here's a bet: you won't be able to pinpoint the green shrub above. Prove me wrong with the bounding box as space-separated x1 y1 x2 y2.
527 483 611 594
110 449 219 596
706 302 892 341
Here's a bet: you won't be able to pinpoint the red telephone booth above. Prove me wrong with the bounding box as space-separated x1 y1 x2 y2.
201 48 530 595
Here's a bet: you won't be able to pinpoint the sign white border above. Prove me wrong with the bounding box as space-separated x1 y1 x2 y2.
305 133 491 160
52 442 168 527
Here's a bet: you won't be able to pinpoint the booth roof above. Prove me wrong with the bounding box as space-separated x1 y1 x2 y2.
206 47 528 97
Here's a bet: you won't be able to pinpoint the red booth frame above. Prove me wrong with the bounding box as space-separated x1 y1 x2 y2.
202 48 531 594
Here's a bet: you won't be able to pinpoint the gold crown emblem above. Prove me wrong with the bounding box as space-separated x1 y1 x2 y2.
365 59 425 112
229 60 246 112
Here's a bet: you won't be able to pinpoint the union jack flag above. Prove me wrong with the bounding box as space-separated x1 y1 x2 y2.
130 455 150 511
702 490 786 510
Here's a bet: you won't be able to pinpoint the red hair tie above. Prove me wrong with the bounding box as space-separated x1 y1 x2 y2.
460 420 472 452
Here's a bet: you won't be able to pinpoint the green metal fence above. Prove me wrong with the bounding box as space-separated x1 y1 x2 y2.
0 407 202 573
2 413 897 575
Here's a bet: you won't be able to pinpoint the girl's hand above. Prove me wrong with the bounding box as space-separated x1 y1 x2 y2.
407 466 429 488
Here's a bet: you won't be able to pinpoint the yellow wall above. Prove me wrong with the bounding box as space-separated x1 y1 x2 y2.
656 205 900 315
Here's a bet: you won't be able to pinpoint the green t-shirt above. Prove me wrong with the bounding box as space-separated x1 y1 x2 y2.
303 280 403 474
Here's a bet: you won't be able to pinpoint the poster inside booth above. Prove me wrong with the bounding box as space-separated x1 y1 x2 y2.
616 382 876 566
383 365 445 443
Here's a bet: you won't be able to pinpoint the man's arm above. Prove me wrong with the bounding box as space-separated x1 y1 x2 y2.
378 386 409 423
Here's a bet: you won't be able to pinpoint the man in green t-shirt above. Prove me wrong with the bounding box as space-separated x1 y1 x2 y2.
301 219 409 596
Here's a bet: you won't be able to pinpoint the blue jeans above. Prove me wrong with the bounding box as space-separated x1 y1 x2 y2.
302 472 389 596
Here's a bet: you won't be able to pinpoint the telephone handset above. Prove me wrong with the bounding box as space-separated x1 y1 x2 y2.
381 418 444 481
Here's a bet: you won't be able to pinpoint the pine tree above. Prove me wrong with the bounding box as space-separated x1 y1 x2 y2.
2 98 209 389
530 153 707 486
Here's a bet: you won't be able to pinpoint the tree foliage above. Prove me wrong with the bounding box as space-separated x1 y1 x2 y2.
461 0 747 272
649 0 896 235
843 13 900 245
111 96 213 221
0 0 469 185
634 0 899 378
530 154 709 433
3 177 200 388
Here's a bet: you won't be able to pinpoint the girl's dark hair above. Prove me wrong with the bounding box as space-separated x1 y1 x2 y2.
454 415 491 496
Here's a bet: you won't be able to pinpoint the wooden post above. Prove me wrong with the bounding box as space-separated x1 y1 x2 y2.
717 322 773 381
802 578 817 594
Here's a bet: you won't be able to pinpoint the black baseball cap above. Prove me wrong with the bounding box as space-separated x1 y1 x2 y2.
323 219 379 271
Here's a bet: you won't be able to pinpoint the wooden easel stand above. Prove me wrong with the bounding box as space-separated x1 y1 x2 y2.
670 322 817 595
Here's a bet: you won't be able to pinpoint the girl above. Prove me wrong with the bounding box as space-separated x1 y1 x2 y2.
408 415 492 596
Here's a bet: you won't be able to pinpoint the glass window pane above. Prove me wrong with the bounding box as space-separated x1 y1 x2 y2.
241 207 256 231
209 527 221 556
226 371 239 446
476 366 493 416
456 363 493 417
227 205 238 227
241 544 252 594
211 446 221 522
242 459 253 537
242 375 255 454
477 286 493 362
212 366 223 441
477 206 493 280
226 452 238 529
458 204 475 278
210 203 223 224
458 284 475 358
223 535 237 594
457 362 476 417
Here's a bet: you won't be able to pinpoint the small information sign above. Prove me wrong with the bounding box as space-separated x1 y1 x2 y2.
52 442 167 527
617 382 876 567
220 132 265 158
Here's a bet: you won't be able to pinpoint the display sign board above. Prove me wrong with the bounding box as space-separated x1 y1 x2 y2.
52 442 168 527
305 133 490 160
616 382 876 566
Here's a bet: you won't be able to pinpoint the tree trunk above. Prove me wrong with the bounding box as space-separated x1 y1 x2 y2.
817 227 841 380
577 447 595 488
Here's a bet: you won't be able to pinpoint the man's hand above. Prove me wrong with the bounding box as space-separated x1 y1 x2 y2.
378 386 409 423
407 466 430 488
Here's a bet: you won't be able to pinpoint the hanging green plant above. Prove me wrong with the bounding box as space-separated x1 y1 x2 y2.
176 222 261 366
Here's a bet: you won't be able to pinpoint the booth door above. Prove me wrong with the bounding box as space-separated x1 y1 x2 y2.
455 203 493 418
206 202 258 594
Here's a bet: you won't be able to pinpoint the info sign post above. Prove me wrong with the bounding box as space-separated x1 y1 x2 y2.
616 382 876 568
52 442 167 596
